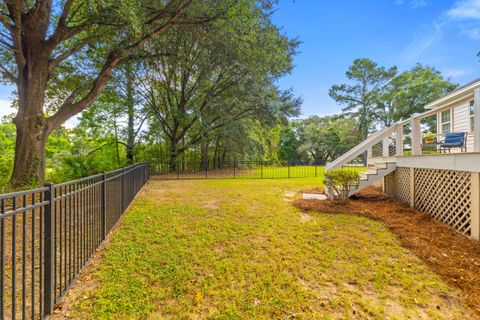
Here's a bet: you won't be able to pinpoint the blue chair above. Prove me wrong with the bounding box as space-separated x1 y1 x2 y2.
439 132 467 153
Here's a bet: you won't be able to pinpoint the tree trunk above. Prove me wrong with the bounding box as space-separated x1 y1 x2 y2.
126 65 135 164
11 47 51 186
11 114 48 186
201 142 209 171
169 136 178 171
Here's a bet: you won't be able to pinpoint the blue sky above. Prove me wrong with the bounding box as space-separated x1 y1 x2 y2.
272 0 480 117
1 0 480 119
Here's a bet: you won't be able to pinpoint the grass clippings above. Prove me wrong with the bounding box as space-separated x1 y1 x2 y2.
293 186 480 317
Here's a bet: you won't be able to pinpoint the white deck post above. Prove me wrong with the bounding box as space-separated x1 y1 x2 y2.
471 172 480 240
395 123 404 156
409 167 415 208
382 137 390 157
367 146 373 158
411 114 422 156
474 88 480 152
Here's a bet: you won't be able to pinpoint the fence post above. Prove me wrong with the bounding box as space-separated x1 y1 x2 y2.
122 167 126 212
288 163 291 178
133 164 137 193
147 163 150 181
233 161 236 179
43 183 54 317
315 164 317 177
102 172 107 239
261 161 263 179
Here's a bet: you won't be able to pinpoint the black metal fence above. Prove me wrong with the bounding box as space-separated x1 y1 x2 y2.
150 161 325 180
0 163 150 319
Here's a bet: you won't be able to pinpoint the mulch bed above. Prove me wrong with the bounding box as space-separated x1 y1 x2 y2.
293 187 480 316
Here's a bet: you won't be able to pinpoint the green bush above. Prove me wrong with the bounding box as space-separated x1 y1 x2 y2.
324 169 360 204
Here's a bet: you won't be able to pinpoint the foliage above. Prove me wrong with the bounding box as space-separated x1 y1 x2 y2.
331 60 456 138
138 4 300 163
324 169 360 204
0 121 15 189
329 58 397 139
423 132 436 143
377 64 456 127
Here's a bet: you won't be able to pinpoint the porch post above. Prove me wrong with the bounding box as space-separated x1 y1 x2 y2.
382 138 390 157
409 168 415 208
411 114 422 155
471 172 480 240
395 123 404 156
474 88 480 152
367 146 373 158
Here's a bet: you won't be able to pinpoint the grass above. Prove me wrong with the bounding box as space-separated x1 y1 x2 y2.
156 165 366 180
66 178 472 319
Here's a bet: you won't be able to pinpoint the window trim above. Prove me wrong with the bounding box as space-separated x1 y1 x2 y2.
440 109 452 135
470 100 475 133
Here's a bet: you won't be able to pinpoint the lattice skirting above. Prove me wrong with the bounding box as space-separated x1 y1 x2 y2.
384 168 411 205
385 167 473 237
415 169 471 236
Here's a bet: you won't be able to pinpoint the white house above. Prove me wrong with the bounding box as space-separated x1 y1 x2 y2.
325 78 480 240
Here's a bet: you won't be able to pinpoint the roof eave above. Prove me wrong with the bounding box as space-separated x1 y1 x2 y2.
425 78 480 110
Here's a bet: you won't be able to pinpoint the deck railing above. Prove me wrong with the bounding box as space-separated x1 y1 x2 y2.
326 90 480 172
0 163 150 319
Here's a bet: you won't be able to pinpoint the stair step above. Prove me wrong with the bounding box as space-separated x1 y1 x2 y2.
348 162 397 197
360 170 377 177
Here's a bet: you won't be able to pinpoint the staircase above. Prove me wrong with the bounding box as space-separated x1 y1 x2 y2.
349 161 396 196
325 123 401 197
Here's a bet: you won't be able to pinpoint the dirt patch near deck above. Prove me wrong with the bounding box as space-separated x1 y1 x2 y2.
293 186 480 316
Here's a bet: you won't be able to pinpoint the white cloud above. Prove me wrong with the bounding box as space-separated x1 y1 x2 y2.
462 26 480 38
395 0 429 8
399 22 443 63
400 0 480 63
448 0 480 20
442 68 472 78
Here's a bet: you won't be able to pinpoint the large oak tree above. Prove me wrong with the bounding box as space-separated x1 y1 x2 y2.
0 0 225 185
137 3 299 164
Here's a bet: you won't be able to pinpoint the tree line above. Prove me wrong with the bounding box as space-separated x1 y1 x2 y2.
279 59 456 165
0 1 458 188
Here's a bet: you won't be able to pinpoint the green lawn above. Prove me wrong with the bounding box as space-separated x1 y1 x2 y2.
65 178 472 319
238 165 365 179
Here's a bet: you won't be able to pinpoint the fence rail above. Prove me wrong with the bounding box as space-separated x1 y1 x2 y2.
150 161 325 180
0 163 150 319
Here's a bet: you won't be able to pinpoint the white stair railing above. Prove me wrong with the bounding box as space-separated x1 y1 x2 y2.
325 123 400 171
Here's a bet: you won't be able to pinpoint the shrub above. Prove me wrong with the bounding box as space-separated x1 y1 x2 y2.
324 169 360 204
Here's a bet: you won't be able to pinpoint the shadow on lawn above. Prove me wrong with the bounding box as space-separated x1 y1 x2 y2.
293 187 480 317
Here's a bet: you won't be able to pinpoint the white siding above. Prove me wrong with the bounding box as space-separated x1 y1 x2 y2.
436 97 475 152
453 104 469 132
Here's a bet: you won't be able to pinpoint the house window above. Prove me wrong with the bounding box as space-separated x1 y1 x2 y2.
441 109 451 134
470 100 475 132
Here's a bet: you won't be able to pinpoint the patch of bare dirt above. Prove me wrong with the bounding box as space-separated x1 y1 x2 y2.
300 212 312 223
299 187 324 194
293 186 480 317
283 190 297 201
202 199 219 210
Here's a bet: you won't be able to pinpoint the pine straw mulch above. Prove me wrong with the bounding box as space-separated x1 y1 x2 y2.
293 186 480 317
